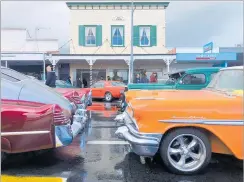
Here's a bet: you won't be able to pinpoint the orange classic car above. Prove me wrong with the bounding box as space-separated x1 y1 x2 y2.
91 81 127 102
115 66 243 175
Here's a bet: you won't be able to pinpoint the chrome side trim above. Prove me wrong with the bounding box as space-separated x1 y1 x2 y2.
159 119 244 126
1 131 50 136
135 97 165 100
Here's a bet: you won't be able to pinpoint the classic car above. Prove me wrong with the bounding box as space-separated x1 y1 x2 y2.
1 70 88 162
55 88 92 107
119 67 220 111
115 66 243 175
55 80 92 106
90 81 127 102
56 79 74 88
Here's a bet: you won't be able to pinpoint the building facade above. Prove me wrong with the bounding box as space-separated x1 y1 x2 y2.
65 1 175 85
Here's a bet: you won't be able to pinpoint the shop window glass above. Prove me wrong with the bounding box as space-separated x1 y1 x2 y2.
108 69 128 84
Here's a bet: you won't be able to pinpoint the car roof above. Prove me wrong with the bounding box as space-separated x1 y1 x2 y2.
170 67 221 75
220 66 243 71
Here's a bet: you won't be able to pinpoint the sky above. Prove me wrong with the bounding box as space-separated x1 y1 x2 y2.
1 1 243 53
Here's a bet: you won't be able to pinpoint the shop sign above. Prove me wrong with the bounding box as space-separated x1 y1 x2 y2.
203 42 213 53
196 53 217 60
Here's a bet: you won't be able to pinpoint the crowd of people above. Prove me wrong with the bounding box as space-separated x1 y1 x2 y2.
45 65 158 89
134 70 158 83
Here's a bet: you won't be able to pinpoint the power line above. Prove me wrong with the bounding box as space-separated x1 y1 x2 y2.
58 39 72 50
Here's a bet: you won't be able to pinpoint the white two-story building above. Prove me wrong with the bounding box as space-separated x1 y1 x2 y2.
62 0 175 85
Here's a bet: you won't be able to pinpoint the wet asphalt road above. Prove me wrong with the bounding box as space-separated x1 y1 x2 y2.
1 102 243 182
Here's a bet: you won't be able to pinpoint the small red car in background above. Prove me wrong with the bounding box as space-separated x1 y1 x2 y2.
90 81 127 102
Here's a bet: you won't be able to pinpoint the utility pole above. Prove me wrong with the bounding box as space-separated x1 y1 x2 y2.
129 0 134 84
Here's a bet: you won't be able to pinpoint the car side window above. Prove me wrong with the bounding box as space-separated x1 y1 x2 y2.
93 82 104 88
181 74 206 85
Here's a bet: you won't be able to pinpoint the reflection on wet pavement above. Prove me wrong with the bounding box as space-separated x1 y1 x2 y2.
1 102 243 182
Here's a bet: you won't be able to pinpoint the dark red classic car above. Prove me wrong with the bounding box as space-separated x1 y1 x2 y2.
55 88 92 108
1 68 88 163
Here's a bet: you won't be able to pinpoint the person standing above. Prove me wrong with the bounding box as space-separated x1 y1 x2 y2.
150 72 157 83
77 78 82 88
83 78 88 88
45 65 56 88
140 70 149 83
135 73 141 83
107 76 111 81
66 76 72 85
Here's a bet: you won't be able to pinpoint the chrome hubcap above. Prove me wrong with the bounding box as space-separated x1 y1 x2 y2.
167 134 206 172
106 93 111 100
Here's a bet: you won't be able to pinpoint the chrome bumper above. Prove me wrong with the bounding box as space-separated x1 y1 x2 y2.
54 108 88 148
87 94 92 106
115 124 162 157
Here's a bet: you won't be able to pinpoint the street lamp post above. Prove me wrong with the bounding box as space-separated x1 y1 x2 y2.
129 0 134 84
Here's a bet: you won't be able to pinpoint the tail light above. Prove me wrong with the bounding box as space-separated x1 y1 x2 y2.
72 96 82 104
72 91 82 104
53 104 69 125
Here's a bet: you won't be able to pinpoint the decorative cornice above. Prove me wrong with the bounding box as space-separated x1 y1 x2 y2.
66 2 169 9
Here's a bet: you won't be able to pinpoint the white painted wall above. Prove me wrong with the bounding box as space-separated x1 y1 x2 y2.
1 29 27 52
1 29 59 53
24 40 59 52
69 5 169 54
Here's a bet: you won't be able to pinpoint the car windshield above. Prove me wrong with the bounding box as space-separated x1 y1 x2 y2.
111 81 126 86
207 69 243 92
1 67 30 81
56 80 67 85
165 71 185 85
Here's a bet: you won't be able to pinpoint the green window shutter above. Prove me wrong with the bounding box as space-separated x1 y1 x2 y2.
96 25 102 46
78 25 85 46
133 26 139 46
150 25 157 46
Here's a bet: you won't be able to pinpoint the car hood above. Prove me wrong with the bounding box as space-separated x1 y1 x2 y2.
129 89 241 110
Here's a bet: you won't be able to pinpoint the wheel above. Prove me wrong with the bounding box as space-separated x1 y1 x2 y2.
160 128 211 175
104 92 113 102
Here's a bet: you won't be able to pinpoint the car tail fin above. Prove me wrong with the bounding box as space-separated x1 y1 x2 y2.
53 104 69 125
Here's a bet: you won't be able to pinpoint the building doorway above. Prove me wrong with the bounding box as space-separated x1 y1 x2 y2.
76 69 106 87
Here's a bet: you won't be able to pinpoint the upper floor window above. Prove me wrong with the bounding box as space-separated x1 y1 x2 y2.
79 25 102 47
139 26 150 46
133 25 157 47
85 26 96 46
111 25 124 47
